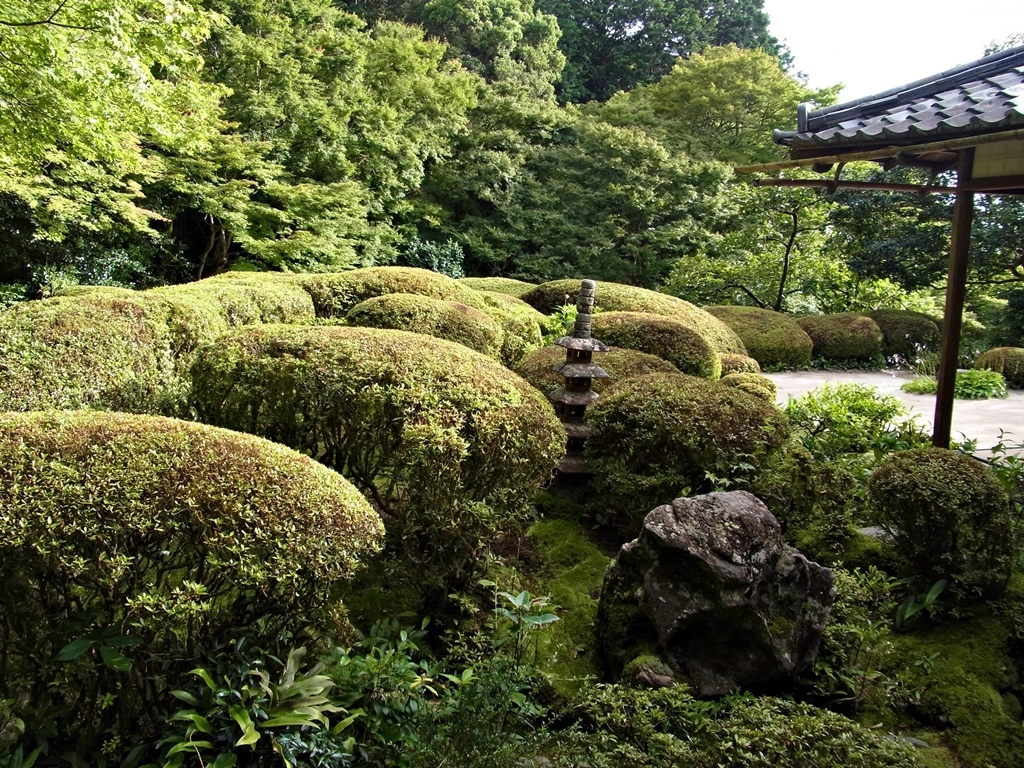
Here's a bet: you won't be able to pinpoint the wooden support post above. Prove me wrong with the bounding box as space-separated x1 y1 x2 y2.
932 150 975 448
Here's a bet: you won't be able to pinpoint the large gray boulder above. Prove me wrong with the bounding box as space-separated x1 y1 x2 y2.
597 491 835 696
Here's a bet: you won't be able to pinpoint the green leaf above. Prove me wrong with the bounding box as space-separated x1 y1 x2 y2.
211 754 237 768
170 690 201 707
56 637 95 661
100 645 132 671
190 668 217 691
234 724 260 747
166 741 214 757
228 704 254 732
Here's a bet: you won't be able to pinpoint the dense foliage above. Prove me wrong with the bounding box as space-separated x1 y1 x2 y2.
0 410 381 754
585 372 790 531
521 279 745 354
707 305 813 369
976 346 1024 388
515 344 680 395
797 313 884 365
869 448 1016 602
591 311 721 379
191 324 564 581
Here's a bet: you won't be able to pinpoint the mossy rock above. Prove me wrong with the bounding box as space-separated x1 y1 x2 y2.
591 311 721 379
975 347 1024 388
719 372 778 403
458 276 536 297
346 293 504 359
869 448 1014 602
720 353 761 375
521 279 745 354
473 291 546 366
190 325 565 578
797 313 884 363
586 373 791 532
706 305 813 369
0 293 176 413
515 345 680 396
867 309 941 361
0 410 381 748
298 267 488 318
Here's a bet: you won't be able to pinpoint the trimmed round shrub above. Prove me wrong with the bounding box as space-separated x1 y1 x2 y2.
796 313 884 363
975 347 1024 388
586 373 790 531
719 353 761 375
592 311 721 379
0 410 381 752
521 279 745 354
719 372 778 403
868 448 1015 601
190 325 565 577
298 266 488 318
515 345 680 396
474 291 546 366
867 309 941 361
458 276 535 297
168 272 316 325
346 293 504 358
706 305 813 370
0 293 175 413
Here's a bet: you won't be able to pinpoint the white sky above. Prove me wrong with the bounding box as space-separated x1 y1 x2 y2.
762 0 1024 102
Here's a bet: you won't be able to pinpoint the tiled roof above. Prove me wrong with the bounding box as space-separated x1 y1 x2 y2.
774 44 1024 153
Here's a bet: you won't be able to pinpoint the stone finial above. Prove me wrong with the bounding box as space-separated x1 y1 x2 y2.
573 279 597 339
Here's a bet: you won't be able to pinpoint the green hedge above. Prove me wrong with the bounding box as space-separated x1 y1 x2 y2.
161 272 316 326
515 345 679 396
975 347 1024 388
719 372 778 402
458 276 536 297
867 309 941 361
190 325 565 578
585 373 790 531
473 291 546 366
0 294 176 413
346 293 504 358
869 448 1015 601
299 267 488 318
0 410 381 753
797 313 884 363
521 279 745 354
706 305 813 370
719 353 761 375
591 311 721 379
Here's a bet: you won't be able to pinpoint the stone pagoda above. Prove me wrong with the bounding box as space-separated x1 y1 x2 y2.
547 279 609 480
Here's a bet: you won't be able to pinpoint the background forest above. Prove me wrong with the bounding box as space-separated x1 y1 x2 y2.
2 0 1022 338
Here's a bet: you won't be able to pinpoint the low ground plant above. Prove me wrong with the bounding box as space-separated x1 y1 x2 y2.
901 369 1007 399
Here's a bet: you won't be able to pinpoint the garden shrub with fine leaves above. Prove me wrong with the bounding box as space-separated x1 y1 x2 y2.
459 276 536 297
869 447 1015 602
585 373 790 532
719 353 761 375
591 311 721 379
298 266 489 318
719 372 777 402
515 345 679 396
190 325 565 580
867 309 941 362
797 313 884 364
0 293 177 413
707 305 813 370
0 410 381 757
520 279 745 354
346 293 504 358
975 346 1024 388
